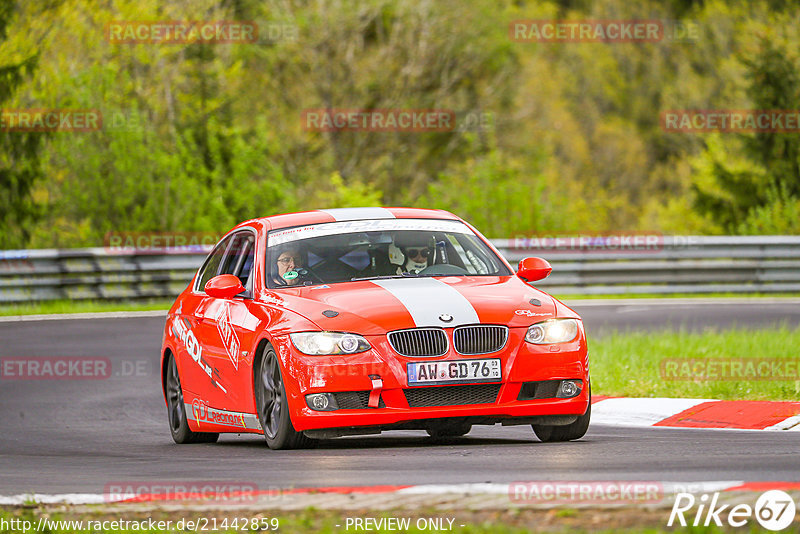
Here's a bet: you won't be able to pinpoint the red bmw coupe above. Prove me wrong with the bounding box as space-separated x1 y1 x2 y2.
161 207 590 449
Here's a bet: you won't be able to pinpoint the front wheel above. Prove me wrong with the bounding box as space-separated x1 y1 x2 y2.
165 353 218 444
532 382 591 442
254 343 314 450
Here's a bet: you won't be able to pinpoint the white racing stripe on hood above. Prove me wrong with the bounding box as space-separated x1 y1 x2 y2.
320 207 395 221
372 278 479 327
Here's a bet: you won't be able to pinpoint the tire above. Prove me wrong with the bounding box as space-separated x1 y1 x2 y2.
532 382 591 443
255 343 314 450
426 420 472 438
165 353 219 444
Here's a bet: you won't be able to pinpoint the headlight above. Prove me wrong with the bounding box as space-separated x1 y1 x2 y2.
525 319 579 344
289 332 371 355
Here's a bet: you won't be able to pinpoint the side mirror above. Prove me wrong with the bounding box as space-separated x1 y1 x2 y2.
204 274 245 298
517 257 552 282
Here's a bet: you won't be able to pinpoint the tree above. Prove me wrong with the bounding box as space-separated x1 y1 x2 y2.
692 35 800 232
0 1 44 248
742 36 800 198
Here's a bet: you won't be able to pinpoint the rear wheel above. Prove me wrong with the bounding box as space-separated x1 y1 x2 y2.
532 382 591 443
255 343 314 450
165 353 218 444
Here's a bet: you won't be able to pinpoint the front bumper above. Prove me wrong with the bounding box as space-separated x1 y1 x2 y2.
274 327 590 432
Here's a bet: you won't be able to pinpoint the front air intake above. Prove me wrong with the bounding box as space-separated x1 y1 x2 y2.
453 325 509 355
403 384 501 407
388 328 448 357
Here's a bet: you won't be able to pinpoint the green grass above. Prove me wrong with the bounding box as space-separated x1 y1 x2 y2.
0 299 173 317
591 326 800 400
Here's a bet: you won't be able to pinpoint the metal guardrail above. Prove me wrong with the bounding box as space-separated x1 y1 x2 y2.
498 236 800 295
0 248 210 303
1 236 799 303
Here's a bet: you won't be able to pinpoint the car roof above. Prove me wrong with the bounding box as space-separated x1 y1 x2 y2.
242 207 461 231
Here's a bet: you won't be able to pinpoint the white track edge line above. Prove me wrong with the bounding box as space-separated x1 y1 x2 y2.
0 482 757 506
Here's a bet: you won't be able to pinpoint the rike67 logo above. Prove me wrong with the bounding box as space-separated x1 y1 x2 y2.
669 490 797 531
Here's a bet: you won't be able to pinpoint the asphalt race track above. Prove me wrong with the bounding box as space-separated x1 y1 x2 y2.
1 300 799 495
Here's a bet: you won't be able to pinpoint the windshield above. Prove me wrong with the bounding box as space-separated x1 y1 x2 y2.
266 219 511 288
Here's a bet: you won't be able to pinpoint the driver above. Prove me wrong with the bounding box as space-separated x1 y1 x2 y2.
272 246 306 286
389 233 433 274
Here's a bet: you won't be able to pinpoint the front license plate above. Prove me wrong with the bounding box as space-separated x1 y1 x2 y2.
407 358 501 386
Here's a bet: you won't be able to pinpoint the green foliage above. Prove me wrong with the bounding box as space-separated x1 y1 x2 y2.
690 135 768 230
420 148 579 238
737 185 800 234
742 36 800 199
0 1 45 248
305 172 382 210
691 30 800 232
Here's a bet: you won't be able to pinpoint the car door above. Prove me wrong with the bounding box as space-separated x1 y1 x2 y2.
194 231 259 412
174 234 232 404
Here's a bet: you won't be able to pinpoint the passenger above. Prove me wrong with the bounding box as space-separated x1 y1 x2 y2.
389 234 433 274
273 247 305 286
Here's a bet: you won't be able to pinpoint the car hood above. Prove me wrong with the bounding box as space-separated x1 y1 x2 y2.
260 276 566 335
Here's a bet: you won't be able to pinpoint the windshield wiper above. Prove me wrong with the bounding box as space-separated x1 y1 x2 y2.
350 272 420 282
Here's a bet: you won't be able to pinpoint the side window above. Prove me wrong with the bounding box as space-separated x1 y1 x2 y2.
460 235 495 274
448 234 478 274
220 233 256 292
238 240 255 290
196 235 233 291
339 249 370 271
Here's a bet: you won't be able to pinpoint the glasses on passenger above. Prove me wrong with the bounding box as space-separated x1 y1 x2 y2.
406 248 430 259
277 256 300 265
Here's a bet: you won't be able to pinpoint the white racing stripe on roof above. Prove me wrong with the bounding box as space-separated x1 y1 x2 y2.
269 219 468 246
319 207 395 221
373 278 479 327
